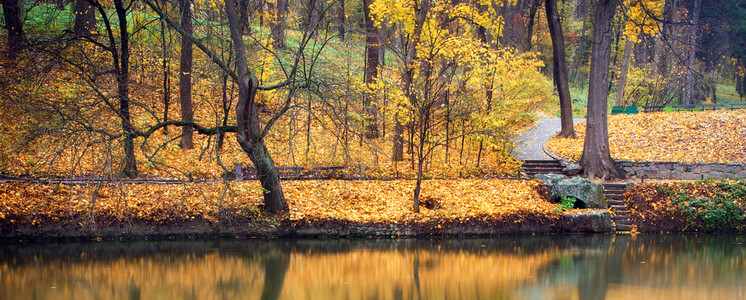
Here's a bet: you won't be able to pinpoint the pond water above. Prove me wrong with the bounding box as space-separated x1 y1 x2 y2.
1 234 744 300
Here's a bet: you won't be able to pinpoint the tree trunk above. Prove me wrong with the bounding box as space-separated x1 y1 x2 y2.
270 0 288 49
179 0 194 149
580 0 621 181
614 38 634 106
73 0 96 35
363 0 379 139
572 9 589 87
226 0 286 213
523 0 539 53
114 0 137 177
545 0 575 138
161 16 171 134
2 0 25 59
683 0 701 106
337 0 346 40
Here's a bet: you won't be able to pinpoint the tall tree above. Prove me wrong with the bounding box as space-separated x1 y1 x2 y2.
545 0 575 138
580 0 621 180
337 0 346 40
73 0 96 35
614 37 634 106
179 0 195 149
2 0 25 59
683 0 701 106
363 0 379 139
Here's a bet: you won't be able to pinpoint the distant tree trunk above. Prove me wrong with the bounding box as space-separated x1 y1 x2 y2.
363 0 379 139
337 0 346 40
179 0 194 149
306 0 321 39
2 0 25 59
270 0 287 49
226 0 286 213
545 0 575 138
572 9 589 87
523 0 539 52
73 0 96 35
239 0 250 33
580 0 621 181
161 16 171 134
614 38 634 107
683 0 701 106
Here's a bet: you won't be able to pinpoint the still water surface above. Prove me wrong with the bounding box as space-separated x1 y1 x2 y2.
1 235 744 300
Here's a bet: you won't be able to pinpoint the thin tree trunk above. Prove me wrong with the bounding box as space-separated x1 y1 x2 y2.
226 0 286 213
545 0 575 138
573 9 589 87
114 0 137 177
580 0 621 180
179 0 194 149
338 0 346 40
161 16 171 135
523 0 539 53
614 38 634 106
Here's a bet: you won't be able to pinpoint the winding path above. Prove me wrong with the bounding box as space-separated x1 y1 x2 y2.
511 118 585 160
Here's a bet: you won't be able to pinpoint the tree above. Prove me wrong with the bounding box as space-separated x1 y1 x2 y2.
2 0 26 59
73 0 97 36
580 0 622 180
179 0 194 149
270 0 288 49
683 0 701 106
545 0 575 138
363 0 379 139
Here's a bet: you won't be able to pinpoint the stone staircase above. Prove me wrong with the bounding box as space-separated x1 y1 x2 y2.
522 160 564 176
603 183 634 232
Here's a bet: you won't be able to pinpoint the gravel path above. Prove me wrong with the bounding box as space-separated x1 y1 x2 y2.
511 118 585 160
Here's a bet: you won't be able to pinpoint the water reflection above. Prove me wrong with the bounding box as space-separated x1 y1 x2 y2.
1 235 743 299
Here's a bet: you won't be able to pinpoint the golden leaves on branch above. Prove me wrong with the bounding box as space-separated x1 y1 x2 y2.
545 111 746 163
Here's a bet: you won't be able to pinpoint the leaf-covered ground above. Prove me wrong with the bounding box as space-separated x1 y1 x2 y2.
545 110 746 163
0 179 561 234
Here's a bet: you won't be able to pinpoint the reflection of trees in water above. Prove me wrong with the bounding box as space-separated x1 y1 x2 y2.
1 235 744 299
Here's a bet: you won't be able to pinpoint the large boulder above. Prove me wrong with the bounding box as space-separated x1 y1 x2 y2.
534 174 607 208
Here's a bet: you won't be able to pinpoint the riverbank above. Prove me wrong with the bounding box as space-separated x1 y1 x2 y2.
2 178 743 241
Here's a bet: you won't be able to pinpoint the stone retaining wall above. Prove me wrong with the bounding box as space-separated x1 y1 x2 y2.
615 161 746 180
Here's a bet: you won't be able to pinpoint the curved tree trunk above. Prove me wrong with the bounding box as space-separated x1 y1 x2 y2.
580 0 621 181
545 0 575 138
226 0 286 213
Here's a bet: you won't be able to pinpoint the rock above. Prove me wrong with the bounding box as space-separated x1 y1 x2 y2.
563 163 583 176
535 174 607 208
560 210 614 233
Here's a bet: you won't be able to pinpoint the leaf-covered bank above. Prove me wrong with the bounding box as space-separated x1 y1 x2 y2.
0 179 564 240
626 179 746 233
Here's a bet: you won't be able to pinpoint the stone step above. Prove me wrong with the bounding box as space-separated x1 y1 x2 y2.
614 219 634 226
613 211 630 216
606 194 625 200
616 224 634 231
608 200 625 206
610 205 629 210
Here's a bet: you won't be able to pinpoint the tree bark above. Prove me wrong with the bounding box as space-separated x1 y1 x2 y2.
683 0 701 106
523 0 539 52
363 0 379 139
572 9 589 87
545 0 575 138
337 0 346 40
270 0 288 49
114 0 137 177
580 0 621 181
614 38 634 106
2 0 25 59
226 0 286 213
73 0 96 35
179 0 194 149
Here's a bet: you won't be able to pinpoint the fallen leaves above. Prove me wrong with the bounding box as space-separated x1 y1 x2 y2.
545 110 746 163
0 179 561 229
